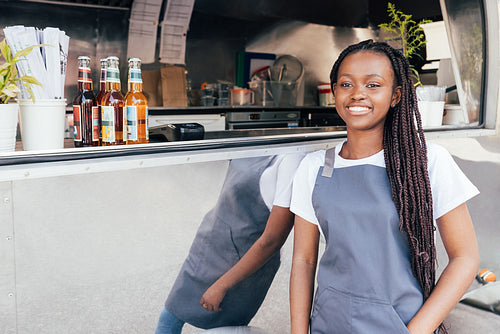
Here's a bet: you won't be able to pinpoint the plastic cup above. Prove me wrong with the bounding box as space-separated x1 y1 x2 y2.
416 85 446 102
249 81 275 106
230 88 254 106
443 104 466 125
418 101 445 127
18 99 67 151
201 96 215 106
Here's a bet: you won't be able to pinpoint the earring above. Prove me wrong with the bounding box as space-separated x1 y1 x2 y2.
392 104 395 107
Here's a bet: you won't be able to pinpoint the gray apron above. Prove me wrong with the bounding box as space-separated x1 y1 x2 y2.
165 156 281 329
310 148 423 333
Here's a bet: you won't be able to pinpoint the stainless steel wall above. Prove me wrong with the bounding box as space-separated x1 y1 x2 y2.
2 140 500 333
0 1 377 106
0 160 233 333
246 23 377 105
0 1 129 103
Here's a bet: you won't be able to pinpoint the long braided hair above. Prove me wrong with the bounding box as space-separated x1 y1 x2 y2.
330 40 445 333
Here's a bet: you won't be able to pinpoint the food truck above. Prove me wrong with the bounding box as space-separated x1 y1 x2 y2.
0 0 499 332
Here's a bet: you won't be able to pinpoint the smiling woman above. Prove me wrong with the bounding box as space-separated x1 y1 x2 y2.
289 40 480 334
332 50 401 143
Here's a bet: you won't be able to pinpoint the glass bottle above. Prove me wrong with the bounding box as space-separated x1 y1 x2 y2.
95 58 107 143
124 58 149 144
72 56 99 147
101 56 125 145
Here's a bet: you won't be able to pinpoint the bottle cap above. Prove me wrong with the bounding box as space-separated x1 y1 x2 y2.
77 56 91 68
106 56 119 69
128 58 141 69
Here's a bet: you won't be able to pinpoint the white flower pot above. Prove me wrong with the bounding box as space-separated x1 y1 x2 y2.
18 99 67 151
0 103 19 153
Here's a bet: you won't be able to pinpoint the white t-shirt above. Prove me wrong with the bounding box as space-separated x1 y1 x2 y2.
260 153 306 210
290 142 479 229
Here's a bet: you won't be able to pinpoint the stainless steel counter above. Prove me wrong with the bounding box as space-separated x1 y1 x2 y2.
203 126 346 139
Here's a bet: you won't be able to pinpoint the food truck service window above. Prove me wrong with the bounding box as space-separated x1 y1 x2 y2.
0 0 498 165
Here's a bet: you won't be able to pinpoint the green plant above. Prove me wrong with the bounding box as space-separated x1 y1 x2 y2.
0 38 42 104
378 2 432 86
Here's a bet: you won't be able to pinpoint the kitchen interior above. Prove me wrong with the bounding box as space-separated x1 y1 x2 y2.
1 0 466 148
1 1 499 333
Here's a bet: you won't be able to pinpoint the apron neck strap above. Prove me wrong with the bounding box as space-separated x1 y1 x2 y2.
321 147 336 178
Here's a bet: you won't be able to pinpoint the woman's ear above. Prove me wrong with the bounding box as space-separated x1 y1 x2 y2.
332 83 337 96
392 86 402 106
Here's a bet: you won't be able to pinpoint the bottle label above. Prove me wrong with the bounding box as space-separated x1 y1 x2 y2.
106 68 120 83
92 106 100 141
146 106 149 140
102 106 116 142
72 105 82 142
78 67 92 83
129 69 142 83
97 105 103 139
127 106 138 141
100 69 106 83
123 105 127 142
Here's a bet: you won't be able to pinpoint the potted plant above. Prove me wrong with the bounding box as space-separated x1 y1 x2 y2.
379 3 446 127
0 38 42 152
378 2 432 87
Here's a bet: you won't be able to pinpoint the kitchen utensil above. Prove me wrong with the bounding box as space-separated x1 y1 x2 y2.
230 88 254 106
270 55 303 82
249 81 275 106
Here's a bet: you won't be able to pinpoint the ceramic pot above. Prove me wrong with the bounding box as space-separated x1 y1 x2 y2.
0 103 19 152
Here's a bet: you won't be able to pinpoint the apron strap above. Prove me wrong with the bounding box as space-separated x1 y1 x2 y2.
321 147 336 178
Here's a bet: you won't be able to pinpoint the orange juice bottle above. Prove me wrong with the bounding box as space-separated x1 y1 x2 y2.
101 56 125 145
95 58 107 144
124 58 149 144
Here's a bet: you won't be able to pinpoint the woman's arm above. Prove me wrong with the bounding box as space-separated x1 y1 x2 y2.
290 215 320 334
407 202 480 334
200 205 294 311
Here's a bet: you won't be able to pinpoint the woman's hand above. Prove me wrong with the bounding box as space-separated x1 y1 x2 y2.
407 203 479 334
200 282 227 312
199 206 295 313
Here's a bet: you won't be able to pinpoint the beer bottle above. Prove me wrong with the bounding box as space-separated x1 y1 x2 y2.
124 58 149 144
72 56 99 147
95 58 107 143
101 56 125 145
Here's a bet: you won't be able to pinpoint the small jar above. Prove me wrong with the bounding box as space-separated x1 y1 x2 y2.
318 83 335 106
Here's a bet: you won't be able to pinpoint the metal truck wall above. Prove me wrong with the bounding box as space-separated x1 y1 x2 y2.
0 160 235 333
1 144 500 333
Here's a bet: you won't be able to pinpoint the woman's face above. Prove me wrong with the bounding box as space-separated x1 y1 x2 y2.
333 50 401 133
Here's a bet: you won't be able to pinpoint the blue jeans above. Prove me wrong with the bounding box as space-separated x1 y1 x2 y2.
154 307 185 334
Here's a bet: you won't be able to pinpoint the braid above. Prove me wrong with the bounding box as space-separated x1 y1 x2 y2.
330 40 446 333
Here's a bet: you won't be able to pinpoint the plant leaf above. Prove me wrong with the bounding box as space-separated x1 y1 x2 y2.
19 75 42 86
13 44 48 60
378 2 432 61
0 39 12 63
1 38 47 103
0 62 10 72
20 82 36 103
1 84 20 98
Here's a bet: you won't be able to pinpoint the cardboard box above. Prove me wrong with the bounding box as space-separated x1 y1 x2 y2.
142 70 163 107
160 65 188 107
